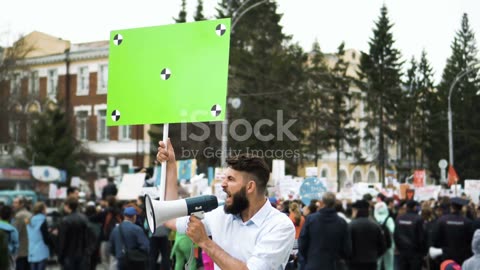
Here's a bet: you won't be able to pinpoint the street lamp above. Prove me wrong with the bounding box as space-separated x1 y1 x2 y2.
447 63 480 166
220 0 268 166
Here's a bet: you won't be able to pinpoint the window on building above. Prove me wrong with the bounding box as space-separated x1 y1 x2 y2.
8 120 20 143
47 69 58 97
119 125 132 140
321 168 328 178
29 71 39 95
76 111 89 141
120 164 129 174
97 109 109 141
77 66 89 95
10 73 21 98
98 64 108 94
25 119 38 142
98 163 108 177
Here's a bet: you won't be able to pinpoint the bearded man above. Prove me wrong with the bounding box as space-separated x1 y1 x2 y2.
159 139 295 270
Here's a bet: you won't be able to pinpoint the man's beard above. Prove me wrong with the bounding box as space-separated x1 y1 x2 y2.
224 186 249 215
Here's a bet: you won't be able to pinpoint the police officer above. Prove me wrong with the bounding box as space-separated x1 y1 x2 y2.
394 200 427 270
432 197 474 265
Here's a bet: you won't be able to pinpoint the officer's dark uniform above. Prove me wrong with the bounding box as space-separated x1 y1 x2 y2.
432 197 474 265
394 200 427 270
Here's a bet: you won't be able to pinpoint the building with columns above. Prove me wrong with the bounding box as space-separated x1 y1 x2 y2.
298 48 405 190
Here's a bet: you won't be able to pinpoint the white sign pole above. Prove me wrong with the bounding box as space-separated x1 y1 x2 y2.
159 124 169 201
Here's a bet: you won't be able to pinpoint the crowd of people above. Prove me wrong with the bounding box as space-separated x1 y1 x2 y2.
0 183 195 270
277 192 480 270
0 144 479 270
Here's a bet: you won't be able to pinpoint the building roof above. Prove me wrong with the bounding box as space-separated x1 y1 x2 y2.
15 31 109 65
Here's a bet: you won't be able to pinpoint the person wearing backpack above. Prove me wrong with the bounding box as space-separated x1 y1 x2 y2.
0 205 20 270
394 200 427 270
109 207 149 270
374 201 395 270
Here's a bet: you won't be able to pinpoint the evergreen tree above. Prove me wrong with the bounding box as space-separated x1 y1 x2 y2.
215 0 306 173
322 42 360 190
416 50 435 169
194 0 206 21
173 0 187 23
17 103 87 182
431 13 480 181
303 40 330 165
356 5 403 185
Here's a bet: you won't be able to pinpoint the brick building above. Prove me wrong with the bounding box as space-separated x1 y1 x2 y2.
0 31 152 179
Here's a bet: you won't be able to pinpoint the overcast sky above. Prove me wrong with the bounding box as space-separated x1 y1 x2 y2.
1 0 479 83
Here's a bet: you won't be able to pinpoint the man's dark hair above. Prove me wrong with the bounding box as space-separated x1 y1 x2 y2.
226 154 270 195
65 197 79 212
67 187 79 196
334 200 345 213
322 192 336 208
0 205 13 221
308 199 319 214
385 197 394 206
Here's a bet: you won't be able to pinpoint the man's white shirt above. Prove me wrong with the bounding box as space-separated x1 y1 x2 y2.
176 199 295 270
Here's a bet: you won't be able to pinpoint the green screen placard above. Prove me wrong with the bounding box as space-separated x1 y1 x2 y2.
107 18 231 126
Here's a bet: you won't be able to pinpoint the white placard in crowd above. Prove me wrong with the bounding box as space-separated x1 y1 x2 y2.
464 180 480 204
278 176 302 200
305 167 318 177
272 160 285 185
352 182 382 201
49 184 57 199
70 176 81 187
57 187 67 199
94 178 108 199
415 185 441 202
117 173 146 201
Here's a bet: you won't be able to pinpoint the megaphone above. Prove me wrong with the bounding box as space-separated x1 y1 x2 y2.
145 194 218 234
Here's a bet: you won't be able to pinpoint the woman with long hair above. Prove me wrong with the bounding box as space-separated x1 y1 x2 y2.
289 202 305 239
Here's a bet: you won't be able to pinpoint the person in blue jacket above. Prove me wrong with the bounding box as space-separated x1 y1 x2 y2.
110 206 149 270
27 202 52 270
0 205 20 270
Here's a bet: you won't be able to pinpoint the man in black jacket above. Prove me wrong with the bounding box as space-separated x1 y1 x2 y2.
394 200 427 270
102 177 118 200
432 197 474 265
58 197 96 270
298 192 351 270
349 199 387 270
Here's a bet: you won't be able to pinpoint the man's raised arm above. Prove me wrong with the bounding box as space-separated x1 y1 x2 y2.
156 138 178 230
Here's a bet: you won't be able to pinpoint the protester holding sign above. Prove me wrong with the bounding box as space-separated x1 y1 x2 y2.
159 140 295 270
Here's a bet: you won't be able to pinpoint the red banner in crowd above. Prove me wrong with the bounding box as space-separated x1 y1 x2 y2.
448 165 459 187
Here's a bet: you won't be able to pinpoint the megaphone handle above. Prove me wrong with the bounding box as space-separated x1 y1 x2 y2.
186 212 204 270
191 212 205 220
159 124 169 201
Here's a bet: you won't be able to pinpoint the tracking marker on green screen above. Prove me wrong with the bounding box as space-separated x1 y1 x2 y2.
106 18 231 126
